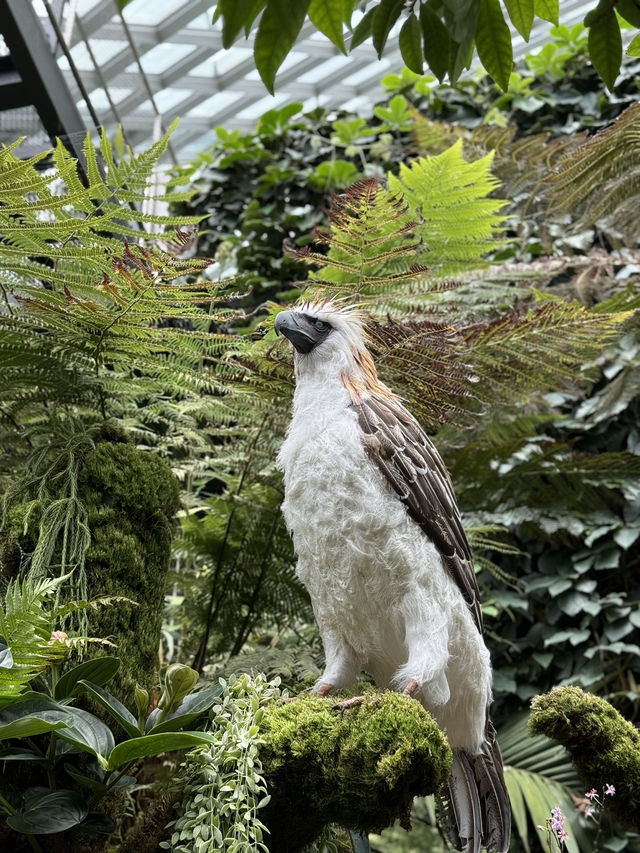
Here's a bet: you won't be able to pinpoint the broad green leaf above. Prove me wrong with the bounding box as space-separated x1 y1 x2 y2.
399 13 423 73
106 731 216 770
618 0 640 26
0 694 70 742
476 0 513 90
309 0 347 53
627 32 640 56
449 29 476 82
216 0 266 48
0 717 68 741
254 0 310 94
350 6 375 49
374 95 413 132
146 685 223 734
503 770 530 853
78 679 140 738
504 0 535 39
244 1 267 35
0 747 47 762
534 0 559 25
308 160 361 191
79 813 116 835
584 0 614 27
372 0 405 58
7 789 87 835
54 656 121 700
588 8 622 89
56 706 115 766
420 5 452 81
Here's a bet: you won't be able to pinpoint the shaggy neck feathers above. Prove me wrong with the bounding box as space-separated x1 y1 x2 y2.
290 306 395 407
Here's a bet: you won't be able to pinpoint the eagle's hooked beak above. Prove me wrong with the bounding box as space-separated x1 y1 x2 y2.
274 310 317 354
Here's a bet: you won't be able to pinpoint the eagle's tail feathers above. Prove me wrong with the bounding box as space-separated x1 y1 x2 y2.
443 750 483 853
438 737 511 853
475 727 511 853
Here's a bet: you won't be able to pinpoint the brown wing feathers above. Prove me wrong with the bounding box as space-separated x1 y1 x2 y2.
350 392 510 852
352 393 483 631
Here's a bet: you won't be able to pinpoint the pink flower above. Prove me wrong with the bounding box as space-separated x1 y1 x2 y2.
585 788 598 800
48 630 71 647
585 807 595 818
605 784 616 796
558 831 569 842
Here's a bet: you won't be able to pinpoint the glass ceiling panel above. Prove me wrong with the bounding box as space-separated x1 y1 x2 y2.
244 50 309 83
86 87 134 112
127 43 196 75
61 39 128 72
76 0 103 13
186 91 244 118
137 88 193 113
298 55 352 86
188 47 253 78
342 60 392 88
185 7 216 30
29 0 604 164
236 92 290 121
122 0 185 26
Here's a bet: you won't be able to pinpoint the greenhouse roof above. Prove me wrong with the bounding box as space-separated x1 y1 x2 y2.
24 0 604 163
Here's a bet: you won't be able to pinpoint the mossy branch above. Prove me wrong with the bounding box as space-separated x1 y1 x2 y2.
529 686 640 831
259 692 452 851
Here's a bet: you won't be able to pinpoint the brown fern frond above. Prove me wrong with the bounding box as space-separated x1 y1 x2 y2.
546 101 640 242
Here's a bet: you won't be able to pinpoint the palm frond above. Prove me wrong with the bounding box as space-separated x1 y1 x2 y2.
499 713 592 853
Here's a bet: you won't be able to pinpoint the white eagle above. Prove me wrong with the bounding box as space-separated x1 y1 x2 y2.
275 299 511 853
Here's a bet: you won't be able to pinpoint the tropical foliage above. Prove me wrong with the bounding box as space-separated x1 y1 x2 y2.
0 20 639 853
206 0 640 94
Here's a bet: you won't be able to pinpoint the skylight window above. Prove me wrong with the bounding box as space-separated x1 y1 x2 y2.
122 0 185 26
127 43 196 75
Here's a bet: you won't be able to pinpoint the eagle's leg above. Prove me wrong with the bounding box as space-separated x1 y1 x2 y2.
313 628 361 694
392 591 451 704
312 629 363 709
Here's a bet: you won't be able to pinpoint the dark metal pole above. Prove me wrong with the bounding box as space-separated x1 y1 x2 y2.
0 0 87 161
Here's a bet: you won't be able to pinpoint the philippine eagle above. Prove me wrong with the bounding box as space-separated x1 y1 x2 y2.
275 300 511 853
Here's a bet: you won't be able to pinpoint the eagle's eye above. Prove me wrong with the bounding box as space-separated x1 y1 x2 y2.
314 319 329 331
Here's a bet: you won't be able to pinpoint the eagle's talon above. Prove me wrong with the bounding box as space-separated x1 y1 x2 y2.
403 678 419 697
332 695 365 712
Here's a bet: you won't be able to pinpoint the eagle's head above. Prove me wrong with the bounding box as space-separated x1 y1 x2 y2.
275 299 393 400
274 299 364 355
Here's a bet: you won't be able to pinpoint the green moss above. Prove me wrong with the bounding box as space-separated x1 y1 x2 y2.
529 686 640 830
0 502 39 582
259 692 452 851
78 435 181 702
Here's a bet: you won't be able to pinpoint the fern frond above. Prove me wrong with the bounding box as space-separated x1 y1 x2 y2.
0 574 68 701
546 101 640 243
388 140 507 273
